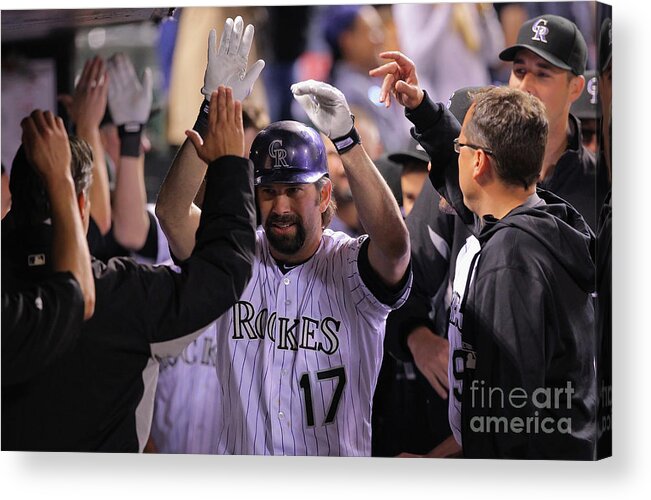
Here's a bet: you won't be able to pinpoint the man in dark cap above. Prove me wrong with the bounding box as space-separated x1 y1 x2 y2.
498 13 606 230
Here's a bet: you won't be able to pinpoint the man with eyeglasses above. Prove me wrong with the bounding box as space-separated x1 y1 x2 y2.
370 51 596 459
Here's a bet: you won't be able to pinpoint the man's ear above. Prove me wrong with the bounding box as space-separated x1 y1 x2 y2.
473 150 493 182
568 74 585 104
319 178 333 213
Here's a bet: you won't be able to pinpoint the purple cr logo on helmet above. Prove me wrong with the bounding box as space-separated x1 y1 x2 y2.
250 120 328 186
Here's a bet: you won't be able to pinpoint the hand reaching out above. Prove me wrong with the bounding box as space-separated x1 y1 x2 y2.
107 52 153 128
58 56 108 132
291 80 354 139
202 16 265 102
368 51 424 110
185 86 245 163
20 110 72 186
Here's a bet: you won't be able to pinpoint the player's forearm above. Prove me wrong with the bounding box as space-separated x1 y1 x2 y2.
341 145 409 281
156 139 207 260
77 126 112 234
112 154 150 250
47 175 95 320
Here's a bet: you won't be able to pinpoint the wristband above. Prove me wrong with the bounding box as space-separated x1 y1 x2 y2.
332 122 361 155
192 99 211 137
117 124 143 158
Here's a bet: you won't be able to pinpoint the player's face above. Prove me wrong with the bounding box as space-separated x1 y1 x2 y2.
257 182 327 263
509 49 583 130
400 169 428 217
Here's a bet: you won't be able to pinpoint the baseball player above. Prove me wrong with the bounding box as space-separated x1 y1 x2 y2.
156 18 412 456
2 85 256 451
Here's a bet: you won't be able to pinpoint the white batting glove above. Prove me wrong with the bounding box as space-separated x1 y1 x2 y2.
107 53 152 129
201 17 265 102
291 80 359 153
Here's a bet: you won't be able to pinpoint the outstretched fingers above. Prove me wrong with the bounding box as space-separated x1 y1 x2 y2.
228 16 244 56
239 23 254 59
217 18 233 56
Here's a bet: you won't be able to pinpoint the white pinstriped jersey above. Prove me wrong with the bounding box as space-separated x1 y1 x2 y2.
150 328 220 454
212 228 411 456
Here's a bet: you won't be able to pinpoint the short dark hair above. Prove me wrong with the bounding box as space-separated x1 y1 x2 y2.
465 87 548 188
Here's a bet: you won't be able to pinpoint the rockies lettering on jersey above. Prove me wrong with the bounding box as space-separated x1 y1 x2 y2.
150 329 222 454
233 301 341 354
211 229 411 456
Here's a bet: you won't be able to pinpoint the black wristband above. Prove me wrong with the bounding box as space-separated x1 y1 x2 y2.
332 124 361 154
192 98 211 138
117 124 143 158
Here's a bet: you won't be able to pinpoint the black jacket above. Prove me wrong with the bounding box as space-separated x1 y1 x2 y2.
2 155 256 452
538 113 607 232
406 94 597 459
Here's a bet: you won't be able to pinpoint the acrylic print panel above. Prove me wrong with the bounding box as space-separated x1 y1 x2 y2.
1 0 611 464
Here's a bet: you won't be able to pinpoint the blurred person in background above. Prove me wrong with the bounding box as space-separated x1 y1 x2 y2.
392 3 504 103
323 4 411 152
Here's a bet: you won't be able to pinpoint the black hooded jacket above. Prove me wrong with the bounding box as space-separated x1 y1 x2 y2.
405 94 597 459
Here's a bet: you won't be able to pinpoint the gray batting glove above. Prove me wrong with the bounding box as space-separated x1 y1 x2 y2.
201 16 265 102
291 80 354 139
107 53 152 129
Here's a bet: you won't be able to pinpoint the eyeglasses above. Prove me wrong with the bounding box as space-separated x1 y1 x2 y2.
453 138 494 156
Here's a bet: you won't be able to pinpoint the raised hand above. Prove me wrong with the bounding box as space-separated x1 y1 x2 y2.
185 86 245 163
291 80 354 139
58 56 108 132
20 110 72 185
107 52 153 128
202 17 265 102
368 51 424 109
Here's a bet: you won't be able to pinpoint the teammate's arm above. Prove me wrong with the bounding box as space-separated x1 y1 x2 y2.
22 110 95 319
291 80 410 286
156 17 264 261
59 56 112 235
106 53 152 251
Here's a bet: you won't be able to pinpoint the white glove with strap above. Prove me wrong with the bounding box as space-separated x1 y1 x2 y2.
202 16 265 101
107 53 152 127
291 80 360 153
107 53 152 157
194 17 265 137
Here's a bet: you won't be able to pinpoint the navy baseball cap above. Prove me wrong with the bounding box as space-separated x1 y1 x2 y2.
388 141 429 166
499 14 587 76
446 86 493 125
322 5 361 54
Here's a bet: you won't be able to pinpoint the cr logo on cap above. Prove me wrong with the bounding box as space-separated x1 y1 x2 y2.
532 19 549 43
269 139 289 168
587 77 598 105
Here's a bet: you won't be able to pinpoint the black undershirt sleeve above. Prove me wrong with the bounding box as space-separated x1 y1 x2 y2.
357 237 411 306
